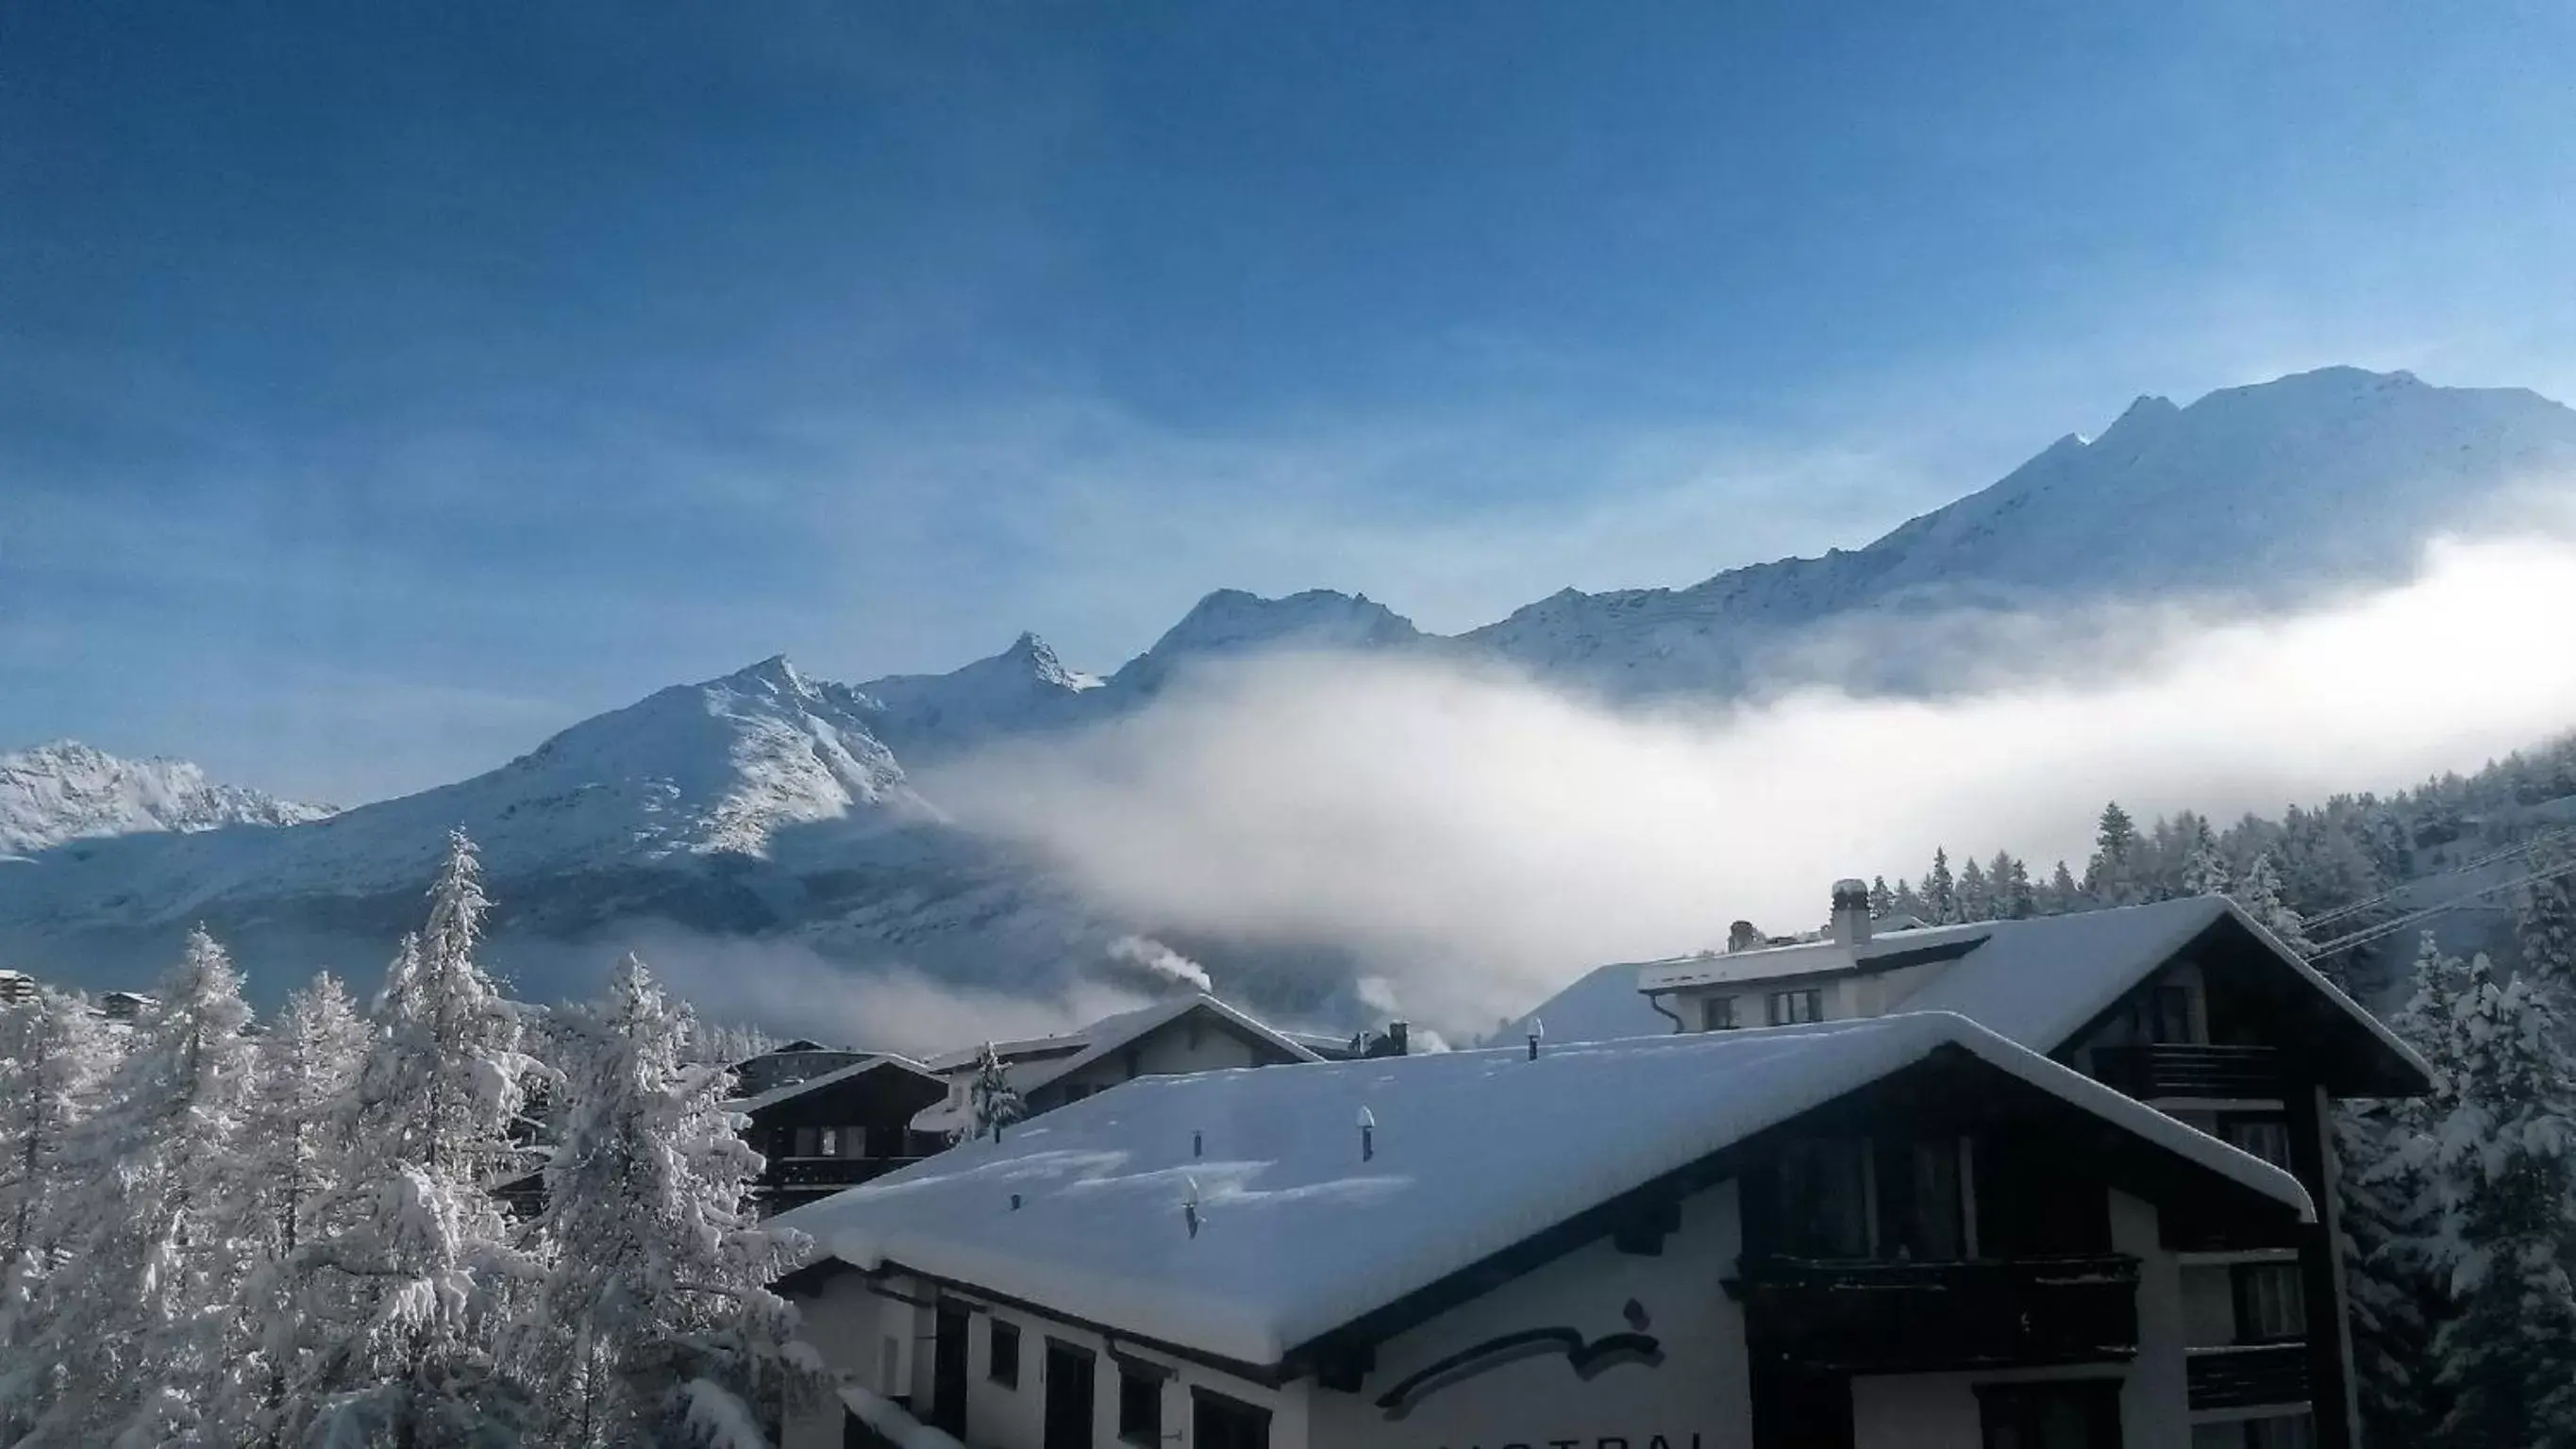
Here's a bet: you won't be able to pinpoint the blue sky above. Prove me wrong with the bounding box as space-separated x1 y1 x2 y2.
5 0 2572 803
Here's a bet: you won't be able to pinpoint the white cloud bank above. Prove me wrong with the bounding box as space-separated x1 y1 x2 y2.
925 534 2576 1033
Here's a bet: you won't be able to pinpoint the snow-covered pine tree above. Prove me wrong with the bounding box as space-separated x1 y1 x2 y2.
2340 933 2454 1442
2085 802 2139 905
18 925 261 1445
0 988 117 1439
2513 841 2576 989
531 955 815 1448
964 1042 1026 1144
1957 856 1991 923
2233 852 2317 958
2181 818 2232 897
238 974 368 1440
1890 877 1926 921
1867 876 1895 920
2000 856 2036 920
2047 860 2080 915
1924 848 1958 925
294 831 548 1446
2384 946 2576 1444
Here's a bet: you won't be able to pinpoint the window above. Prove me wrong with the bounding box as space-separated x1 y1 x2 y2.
1878 1136 1967 1260
2222 1116 2295 1172
1701 995 1738 1031
1116 1364 1162 1443
818 1127 840 1157
1978 1379 2122 1448
988 1319 1020 1388
1191 1389 1271 1449
1767 989 1823 1025
793 1125 821 1158
1066 1083 1096 1103
2131 983 2193 1043
1774 1136 1871 1257
2234 1262 2307 1341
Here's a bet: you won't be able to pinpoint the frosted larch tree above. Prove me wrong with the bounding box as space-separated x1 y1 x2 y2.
1957 856 1991 923
1924 848 1958 925
2233 852 2317 958
238 974 368 1441
531 955 814 1447
0 988 118 1439
294 831 548 1447
19 926 261 1446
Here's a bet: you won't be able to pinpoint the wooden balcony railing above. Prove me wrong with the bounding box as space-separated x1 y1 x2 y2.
766 1156 930 1191
1728 1255 2140 1374
2186 1342 2311 1410
2090 1044 2284 1101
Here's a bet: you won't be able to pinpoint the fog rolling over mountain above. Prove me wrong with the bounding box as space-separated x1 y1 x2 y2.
6 367 2575 1033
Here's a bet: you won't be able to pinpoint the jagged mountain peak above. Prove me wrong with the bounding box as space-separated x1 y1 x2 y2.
1111 588 1423 695
0 740 333 857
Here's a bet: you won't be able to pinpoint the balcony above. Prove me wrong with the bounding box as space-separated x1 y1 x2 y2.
767 1156 930 1191
2186 1342 2311 1410
1727 1255 2140 1374
2090 1044 2283 1102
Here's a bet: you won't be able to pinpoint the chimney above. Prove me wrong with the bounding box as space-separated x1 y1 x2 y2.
1831 878 1872 948
1726 920 1765 954
1387 1021 1409 1057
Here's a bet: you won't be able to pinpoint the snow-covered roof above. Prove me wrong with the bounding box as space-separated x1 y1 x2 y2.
1529 895 2429 1092
780 1011 2310 1369
728 1054 937 1116
922 994 1323 1093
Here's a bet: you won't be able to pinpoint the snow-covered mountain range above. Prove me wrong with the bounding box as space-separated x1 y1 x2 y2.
7 367 2574 1017
0 741 333 858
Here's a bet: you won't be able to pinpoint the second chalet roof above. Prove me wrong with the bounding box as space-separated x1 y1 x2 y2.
921 992 1325 1090
778 1010 2311 1370
1616 895 2430 1095
728 1054 937 1116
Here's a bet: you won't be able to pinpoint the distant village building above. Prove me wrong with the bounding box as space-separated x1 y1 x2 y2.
910 993 1322 1140
771 1011 2325 1449
0 967 35 1006
730 1053 949 1216
98 990 155 1023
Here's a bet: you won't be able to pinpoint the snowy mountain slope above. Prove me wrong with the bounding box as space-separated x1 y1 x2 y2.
1464 368 2576 695
855 634 1102 759
8 365 2574 1024
0 741 332 858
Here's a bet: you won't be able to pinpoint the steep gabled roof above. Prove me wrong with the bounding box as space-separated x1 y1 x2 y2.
923 993 1323 1091
780 1011 2309 1370
728 1053 938 1117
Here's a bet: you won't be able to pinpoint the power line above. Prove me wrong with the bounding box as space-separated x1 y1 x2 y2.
2309 854 2576 960
2302 825 2576 932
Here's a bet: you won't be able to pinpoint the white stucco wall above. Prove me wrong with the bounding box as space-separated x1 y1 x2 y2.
1305 1180 1752 1449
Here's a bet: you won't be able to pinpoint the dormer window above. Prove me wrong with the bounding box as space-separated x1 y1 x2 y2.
1768 989 1824 1026
1702 996 1739 1031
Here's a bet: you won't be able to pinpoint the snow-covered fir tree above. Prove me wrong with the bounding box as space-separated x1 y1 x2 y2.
0 988 117 1439
1923 848 1958 925
529 954 815 1448
16 925 261 1445
963 1042 1026 1144
240 974 368 1439
293 831 549 1446
2046 859 2081 915
2181 820 2232 896
2382 944 2576 1446
2233 852 2317 958
1999 855 2035 920
2085 802 2139 904
1866 875 1895 919
1956 856 1991 923
2339 934 2453 1443
2513 841 2576 988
